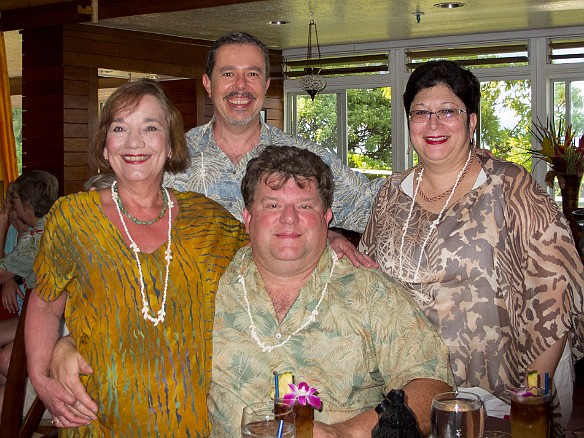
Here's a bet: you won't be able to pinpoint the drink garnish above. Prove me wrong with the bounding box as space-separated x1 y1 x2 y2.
271 372 321 409
282 382 322 409
270 371 295 399
513 369 539 397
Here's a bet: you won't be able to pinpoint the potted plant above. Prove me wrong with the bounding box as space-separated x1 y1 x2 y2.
529 117 584 238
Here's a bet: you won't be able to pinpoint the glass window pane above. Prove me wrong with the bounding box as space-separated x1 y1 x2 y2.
296 93 339 155
553 80 584 208
479 80 532 169
347 87 392 178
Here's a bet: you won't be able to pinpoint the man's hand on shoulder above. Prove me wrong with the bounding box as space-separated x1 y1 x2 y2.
327 229 378 269
46 336 98 426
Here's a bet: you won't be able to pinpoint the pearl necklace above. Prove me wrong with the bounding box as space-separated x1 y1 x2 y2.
398 149 473 303
112 183 169 225
111 181 174 326
240 251 338 353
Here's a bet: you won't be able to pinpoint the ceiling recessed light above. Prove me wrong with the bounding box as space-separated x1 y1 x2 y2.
434 2 466 8
269 20 290 25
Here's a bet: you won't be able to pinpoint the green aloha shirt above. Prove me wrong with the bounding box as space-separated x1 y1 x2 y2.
208 244 455 437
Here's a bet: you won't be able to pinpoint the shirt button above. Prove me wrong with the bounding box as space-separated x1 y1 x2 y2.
275 333 282 339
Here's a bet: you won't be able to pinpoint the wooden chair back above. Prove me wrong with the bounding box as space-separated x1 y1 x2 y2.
0 292 57 438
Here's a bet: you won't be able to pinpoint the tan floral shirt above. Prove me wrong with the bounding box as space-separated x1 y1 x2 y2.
208 245 454 437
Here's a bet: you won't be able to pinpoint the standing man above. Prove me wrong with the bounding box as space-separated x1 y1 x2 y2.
209 146 454 437
165 32 383 233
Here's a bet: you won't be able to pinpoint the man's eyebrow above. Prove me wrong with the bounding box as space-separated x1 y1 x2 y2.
218 65 264 73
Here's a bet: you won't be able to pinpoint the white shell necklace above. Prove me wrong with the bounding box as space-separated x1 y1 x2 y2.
398 149 473 303
111 181 174 326
240 251 338 353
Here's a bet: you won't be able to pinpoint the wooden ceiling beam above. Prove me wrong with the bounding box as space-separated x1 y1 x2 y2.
0 0 261 32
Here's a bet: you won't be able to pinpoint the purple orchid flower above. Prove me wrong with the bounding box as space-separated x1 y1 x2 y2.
282 381 322 409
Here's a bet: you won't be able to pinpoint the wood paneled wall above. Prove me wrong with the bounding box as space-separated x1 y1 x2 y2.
20 24 284 194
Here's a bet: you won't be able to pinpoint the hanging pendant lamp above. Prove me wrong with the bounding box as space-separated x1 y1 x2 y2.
299 20 326 101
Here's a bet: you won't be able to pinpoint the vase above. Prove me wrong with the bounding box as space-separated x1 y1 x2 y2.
560 174 583 242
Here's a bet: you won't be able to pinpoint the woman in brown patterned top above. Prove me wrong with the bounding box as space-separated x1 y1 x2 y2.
359 60 584 433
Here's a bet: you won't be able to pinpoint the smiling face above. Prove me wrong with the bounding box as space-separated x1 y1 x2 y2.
242 176 332 277
408 83 477 168
203 43 271 129
102 94 171 185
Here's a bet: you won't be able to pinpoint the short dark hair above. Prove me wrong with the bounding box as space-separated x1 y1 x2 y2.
206 32 271 79
89 79 189 174
403 60 481 117
241 146 334 210
13 170 59 218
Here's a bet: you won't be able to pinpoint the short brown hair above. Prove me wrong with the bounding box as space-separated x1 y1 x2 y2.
241 145 334 210
89 79 189 173
13 170 59 217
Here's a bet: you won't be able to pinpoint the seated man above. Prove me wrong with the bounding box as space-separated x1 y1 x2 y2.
209 146 453 436
47 147 453 436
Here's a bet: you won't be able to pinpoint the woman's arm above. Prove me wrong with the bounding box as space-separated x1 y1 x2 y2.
25 291 92 427
527 334 567 381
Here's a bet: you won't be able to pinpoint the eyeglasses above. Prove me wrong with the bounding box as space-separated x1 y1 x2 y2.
408 108 467 123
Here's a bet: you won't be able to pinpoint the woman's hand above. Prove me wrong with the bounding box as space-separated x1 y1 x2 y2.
46 336 98 427
1 279 21 314
33 373 93 428
328 230 379 268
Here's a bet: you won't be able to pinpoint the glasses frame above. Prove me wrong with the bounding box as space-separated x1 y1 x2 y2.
408 108 467 123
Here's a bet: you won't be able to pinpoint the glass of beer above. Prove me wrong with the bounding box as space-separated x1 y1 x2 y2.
431 391 484 438
510 387 549 438
241 401 296 438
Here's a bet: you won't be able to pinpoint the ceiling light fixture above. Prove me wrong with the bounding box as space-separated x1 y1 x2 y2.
269 20 290 25
434 2 466 8
412 11 425 23
299 19 326 101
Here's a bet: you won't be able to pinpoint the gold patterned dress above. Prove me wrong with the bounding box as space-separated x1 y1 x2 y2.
34 190 248 437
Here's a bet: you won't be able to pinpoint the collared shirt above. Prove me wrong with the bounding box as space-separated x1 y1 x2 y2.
0 216 45 290
164 119 384 232
208 245 455 437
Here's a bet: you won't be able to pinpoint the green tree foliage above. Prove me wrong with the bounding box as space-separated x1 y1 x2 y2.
297 94 338 151
12 109 22 173
554 81 584 134
347 88 392 167
297 87 392 172
479 80 532 168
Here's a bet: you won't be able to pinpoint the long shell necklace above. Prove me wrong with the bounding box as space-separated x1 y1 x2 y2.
111 181 174 326
240 251 338 353
398 149 473 303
